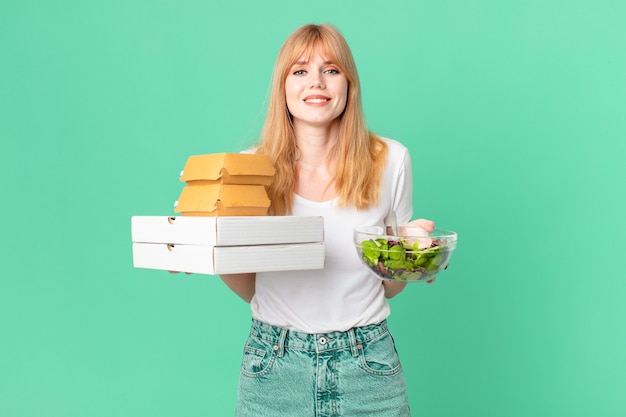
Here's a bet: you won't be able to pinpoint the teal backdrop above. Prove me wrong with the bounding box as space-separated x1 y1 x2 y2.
2 1 625 416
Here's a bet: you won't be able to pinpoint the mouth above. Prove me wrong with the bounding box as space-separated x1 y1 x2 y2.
303 95 331 103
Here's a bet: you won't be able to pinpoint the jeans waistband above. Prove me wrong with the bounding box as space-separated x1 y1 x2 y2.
248 319 389 356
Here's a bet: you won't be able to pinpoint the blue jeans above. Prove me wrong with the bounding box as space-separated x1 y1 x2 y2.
235 319 411 417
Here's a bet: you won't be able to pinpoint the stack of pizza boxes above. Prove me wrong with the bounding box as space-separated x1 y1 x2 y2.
131 153 325 275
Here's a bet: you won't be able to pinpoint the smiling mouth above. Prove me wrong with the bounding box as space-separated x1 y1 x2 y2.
304 96 331 103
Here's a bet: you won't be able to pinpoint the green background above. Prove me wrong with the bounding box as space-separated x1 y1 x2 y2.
2 0 625 416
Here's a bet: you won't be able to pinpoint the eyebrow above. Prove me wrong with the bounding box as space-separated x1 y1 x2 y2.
293 60 335 66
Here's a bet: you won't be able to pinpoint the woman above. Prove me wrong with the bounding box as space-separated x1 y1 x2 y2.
222 24 434 416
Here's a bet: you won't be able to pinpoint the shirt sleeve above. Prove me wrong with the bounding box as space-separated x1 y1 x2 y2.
392 146 413 225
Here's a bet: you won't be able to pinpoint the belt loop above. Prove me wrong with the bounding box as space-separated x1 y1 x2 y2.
276 328 288 357
347 328 359 357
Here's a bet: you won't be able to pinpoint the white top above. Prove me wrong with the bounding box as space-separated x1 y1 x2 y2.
250 138 413 333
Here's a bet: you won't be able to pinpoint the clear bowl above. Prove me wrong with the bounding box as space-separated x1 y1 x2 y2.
354 226 457 282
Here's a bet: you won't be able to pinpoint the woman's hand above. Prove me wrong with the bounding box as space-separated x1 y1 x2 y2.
400 218 435 233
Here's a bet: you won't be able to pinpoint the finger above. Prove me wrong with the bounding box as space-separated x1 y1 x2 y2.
418 220 435 233
404 219 434 231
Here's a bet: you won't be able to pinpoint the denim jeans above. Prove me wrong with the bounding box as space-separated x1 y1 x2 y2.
235 319 411 417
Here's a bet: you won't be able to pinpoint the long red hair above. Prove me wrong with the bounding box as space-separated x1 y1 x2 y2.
255 24 387 215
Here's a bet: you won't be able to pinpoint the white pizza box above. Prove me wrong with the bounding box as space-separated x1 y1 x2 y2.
132 242 325 274
131 215 324 246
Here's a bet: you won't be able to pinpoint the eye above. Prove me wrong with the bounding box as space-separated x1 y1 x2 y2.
293 69 307 75
324 68 340 74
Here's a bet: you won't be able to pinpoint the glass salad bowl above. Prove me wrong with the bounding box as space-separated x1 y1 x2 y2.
354 226 457 282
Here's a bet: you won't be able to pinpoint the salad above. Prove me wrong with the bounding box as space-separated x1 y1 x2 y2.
358 236 452 282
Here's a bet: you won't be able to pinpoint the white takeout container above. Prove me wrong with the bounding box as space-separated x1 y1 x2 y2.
131 215 325 275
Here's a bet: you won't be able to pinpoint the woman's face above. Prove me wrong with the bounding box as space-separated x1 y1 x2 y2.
285 49 348 130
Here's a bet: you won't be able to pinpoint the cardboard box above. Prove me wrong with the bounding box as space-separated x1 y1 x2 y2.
131 215 325 274
179 153 275 186
131 215 324 246
174 184 271 216
132 242 325 275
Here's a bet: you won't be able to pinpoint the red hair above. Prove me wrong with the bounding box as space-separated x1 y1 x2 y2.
256 24 387 215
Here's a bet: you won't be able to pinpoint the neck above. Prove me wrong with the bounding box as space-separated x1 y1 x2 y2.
293 120 340 167
292 120 339 201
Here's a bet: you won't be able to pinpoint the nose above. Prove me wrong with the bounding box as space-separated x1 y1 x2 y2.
310 73 325 89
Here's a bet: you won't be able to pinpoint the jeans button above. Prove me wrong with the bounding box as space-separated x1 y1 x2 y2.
319 337 327 345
